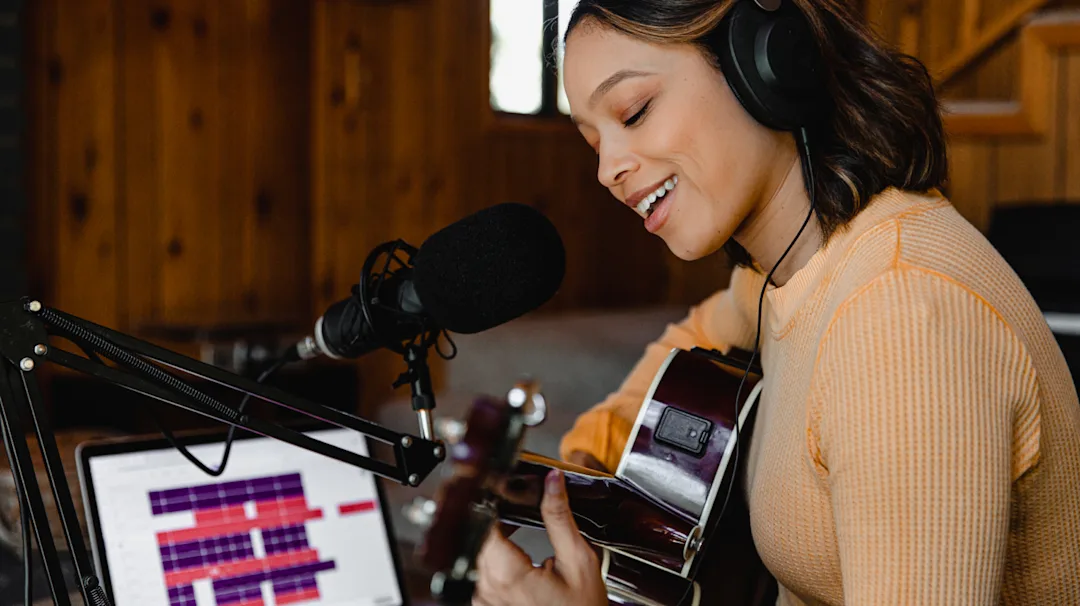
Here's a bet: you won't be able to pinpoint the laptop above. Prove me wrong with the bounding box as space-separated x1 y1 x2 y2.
76 427 409 606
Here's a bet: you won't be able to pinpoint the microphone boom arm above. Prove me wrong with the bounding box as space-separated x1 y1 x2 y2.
0 297 445 605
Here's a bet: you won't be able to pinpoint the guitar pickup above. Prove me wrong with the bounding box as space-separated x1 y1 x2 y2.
654 407 712 457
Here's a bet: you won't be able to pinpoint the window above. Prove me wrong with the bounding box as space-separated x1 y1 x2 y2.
489 0 578 118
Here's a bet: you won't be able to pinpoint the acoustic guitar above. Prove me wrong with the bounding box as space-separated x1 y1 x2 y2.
415 347 777 605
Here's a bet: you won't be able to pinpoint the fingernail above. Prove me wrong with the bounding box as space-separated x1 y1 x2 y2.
546 469 563 495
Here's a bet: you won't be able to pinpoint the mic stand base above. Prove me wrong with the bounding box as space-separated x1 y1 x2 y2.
0 359 109 606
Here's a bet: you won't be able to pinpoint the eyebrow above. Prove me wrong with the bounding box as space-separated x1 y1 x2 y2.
589 69 653 108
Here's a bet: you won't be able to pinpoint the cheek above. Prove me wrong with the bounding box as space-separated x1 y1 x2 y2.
648 88 752 183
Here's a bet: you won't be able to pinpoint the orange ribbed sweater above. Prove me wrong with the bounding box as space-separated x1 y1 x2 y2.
559 188 1080 605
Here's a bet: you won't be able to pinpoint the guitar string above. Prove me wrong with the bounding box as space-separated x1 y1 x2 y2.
676 125 816 606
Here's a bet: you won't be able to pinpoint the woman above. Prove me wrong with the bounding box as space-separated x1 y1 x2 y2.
471 1 1080 605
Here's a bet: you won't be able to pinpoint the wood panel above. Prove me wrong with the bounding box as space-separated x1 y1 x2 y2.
992 44 1063 203
227 0 311 324
157 0 221 325
32 0 312 336
922 0 964 68
24 0 58 304
981 0 1031 29
945 138 995 230
942 34 1018 99
119 0 160 329
51 0 120 328
1068 51 1080 199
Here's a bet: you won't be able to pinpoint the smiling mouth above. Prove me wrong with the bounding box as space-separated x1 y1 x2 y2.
635 175 677 218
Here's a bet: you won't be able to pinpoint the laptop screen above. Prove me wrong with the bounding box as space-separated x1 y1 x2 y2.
77 428 407 606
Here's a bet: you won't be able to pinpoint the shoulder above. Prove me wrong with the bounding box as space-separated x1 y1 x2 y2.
815 188 1043 335
809 265 1043 481
820 265 1026 357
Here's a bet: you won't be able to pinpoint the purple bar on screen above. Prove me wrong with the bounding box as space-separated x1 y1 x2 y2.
149 473 304 514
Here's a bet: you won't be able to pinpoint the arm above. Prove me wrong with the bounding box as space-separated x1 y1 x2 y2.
559 266 765 471
811 270 1040 604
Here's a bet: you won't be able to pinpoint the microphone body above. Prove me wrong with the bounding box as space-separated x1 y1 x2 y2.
292 202 565 362
296 272 424 360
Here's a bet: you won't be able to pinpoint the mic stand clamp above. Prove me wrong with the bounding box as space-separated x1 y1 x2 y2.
0 298 446 606
392 344 437 442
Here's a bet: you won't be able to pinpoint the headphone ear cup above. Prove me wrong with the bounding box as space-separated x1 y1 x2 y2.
714 0 828 131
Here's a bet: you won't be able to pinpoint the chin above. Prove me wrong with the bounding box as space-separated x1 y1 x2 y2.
661 237 720 262
658 222 729 261
657 206 734 262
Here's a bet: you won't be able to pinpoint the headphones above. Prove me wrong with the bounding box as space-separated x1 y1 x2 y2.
713 0 830 132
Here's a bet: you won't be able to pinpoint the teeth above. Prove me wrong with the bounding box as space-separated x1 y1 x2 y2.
634 176 678 218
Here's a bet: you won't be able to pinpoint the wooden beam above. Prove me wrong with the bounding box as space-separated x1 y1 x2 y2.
899 0 922 56
945 11 1080 137
935 0 1052 86
960 0 980 46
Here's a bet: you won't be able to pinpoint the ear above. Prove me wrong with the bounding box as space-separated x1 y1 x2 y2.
712 0 828 132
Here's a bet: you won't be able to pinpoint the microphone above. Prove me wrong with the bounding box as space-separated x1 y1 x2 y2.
292 202 566 362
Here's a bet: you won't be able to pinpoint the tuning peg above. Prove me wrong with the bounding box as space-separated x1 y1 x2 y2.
403 496 438 528
508 378 546 427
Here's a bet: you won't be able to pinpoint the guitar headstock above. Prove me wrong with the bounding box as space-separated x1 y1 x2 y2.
416 380 544 603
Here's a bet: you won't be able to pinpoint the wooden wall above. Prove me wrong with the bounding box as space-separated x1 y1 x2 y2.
26 0 729 336
27 0 1080 337
24 0 732 413
31 0 1079 412
863 0 1080 232
26 0 313 338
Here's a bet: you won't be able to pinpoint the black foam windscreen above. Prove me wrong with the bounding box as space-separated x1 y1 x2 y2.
411 203 566 335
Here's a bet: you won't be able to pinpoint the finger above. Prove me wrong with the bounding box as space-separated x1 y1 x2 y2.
539 469 592 570
476 524 533 586
472 574 497 606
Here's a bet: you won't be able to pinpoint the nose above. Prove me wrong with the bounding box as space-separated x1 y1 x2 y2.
597 136 637 189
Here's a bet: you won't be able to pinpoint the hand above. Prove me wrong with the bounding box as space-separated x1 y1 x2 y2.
472 469 608 606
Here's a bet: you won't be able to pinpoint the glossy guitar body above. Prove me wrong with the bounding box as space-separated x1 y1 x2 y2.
418 348 775 605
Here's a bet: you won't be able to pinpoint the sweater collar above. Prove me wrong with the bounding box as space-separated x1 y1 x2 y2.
761 187 942 335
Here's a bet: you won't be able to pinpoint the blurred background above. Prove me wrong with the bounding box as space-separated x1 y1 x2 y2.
1 0 1080 602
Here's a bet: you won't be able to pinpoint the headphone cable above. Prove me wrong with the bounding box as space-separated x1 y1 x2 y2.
676 124 816 605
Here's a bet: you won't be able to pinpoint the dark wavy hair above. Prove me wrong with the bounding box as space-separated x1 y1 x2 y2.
564 0 948 268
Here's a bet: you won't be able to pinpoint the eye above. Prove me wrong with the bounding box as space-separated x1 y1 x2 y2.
623 100 651 127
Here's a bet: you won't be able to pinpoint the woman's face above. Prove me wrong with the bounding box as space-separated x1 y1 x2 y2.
564 20 792 260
